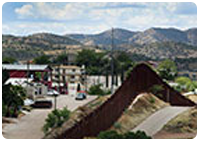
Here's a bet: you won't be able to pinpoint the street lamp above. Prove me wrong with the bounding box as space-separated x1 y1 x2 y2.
53 90 59 110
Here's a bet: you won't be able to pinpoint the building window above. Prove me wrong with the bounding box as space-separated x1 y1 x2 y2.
62 76 66 82
39 88 42 95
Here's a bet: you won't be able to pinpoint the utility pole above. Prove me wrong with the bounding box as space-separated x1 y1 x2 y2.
27 60 30 82
58 65 61 94
111 28 114 94
54 94 57 110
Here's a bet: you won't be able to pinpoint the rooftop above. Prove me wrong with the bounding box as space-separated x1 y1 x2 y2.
5 78 33 86
2 64 50 71
53 65 82 69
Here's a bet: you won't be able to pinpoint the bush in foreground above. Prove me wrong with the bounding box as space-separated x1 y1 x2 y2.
97 130 151 139
43 107 70 134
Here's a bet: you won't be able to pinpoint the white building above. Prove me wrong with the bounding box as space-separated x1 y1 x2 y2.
5 78 47 100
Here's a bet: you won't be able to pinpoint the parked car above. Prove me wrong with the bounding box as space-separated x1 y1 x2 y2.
75 91 87 100
24 98 35 106
31 99 52 108
47 89 59 96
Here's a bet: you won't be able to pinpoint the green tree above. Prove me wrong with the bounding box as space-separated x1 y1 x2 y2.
54 53 68 65
175 77 197 92
2 57 17 64
2 84 26 117
33 55 51 64
2 69 9 84
75 49 107 75
75 49 97 67
157 59 177 81
2 69 26 117
186 81 197 92
175 77 191 87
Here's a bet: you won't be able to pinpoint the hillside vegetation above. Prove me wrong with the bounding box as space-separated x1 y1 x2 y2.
2 27 197 64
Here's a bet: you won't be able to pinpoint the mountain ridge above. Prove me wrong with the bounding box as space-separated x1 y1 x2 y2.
65 27 197 46
3 27 197 47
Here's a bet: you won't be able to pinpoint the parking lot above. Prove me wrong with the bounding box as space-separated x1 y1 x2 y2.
2 95 97 139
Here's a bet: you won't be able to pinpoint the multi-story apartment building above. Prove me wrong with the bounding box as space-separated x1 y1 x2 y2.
51 65 85 94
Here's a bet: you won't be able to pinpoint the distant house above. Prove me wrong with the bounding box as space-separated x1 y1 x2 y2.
2 64 53 89
5 77 47 100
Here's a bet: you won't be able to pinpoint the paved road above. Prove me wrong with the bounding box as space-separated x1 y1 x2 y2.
2 95 97 139
132 106 191 136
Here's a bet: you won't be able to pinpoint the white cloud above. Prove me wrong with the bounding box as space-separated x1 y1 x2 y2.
4 2 196 35
15 4 34 18
2 21 111 36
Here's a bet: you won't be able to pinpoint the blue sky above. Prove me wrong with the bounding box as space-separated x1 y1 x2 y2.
2 2 197 36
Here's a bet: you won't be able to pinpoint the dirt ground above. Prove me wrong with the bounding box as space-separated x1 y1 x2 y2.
2 95 97 139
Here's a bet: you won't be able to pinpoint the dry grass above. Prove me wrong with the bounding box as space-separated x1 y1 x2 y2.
162 107 197 133
186 94 197 103
85 95 110 109
109 93 168 133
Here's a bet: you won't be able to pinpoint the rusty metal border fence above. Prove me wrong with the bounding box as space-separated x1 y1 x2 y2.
44 63 196 139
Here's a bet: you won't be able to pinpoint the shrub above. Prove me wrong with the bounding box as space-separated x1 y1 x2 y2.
88 84 110 96
97 130 123 139
97 130 151 139
149 84 164 99
149 97 156 104
43 107 70 134
173 85 183 93
113 122 122 129
123 130 152 139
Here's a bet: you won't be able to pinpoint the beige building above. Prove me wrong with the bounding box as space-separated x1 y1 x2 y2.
52 65 85 83
51 65 86 94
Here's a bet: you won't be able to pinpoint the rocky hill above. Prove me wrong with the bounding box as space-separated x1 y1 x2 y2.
66 28 137 46
2 33 81 50
125 42 197 60
2 33 82 61
66 27 197 46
